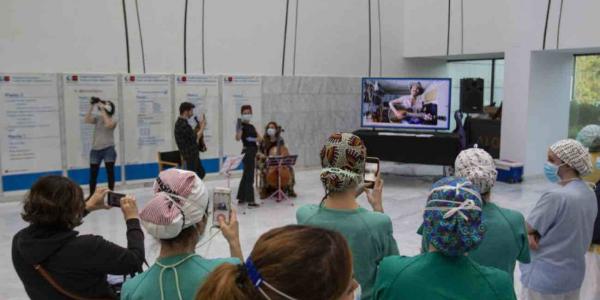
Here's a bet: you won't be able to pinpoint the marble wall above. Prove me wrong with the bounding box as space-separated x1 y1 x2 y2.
261 76 362 168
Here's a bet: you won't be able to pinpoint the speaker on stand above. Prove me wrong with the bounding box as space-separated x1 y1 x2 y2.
460 78 484 113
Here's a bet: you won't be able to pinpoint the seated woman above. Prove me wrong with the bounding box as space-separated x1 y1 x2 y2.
121 169 242 300
196 225 359 299
374 177 516 300
419 147 530 279
12 176 144 300
296 132 399 299
256 121 296 199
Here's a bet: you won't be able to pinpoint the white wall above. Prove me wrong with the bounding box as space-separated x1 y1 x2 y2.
0 0 445 77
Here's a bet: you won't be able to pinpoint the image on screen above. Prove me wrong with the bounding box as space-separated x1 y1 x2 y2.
361 78 451 130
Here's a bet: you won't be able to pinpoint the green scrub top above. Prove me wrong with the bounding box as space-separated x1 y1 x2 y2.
121 254 239 300
374 252 516 300
418 203 530 279
296 204 399 300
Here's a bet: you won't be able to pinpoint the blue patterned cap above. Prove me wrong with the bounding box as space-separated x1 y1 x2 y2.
422 177 485 256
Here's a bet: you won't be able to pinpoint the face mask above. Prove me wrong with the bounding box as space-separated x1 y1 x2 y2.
241 114 252 123
353 284 362 300
596 158 600 170
267 128 276 136
544 162 565 183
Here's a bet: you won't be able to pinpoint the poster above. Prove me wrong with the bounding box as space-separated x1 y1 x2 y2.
62 74 121 172
0 74 62 176
222 76 262 158
174 75 220 172
121 74 173 180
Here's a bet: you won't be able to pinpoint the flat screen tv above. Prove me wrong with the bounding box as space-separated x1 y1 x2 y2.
361 78 452 130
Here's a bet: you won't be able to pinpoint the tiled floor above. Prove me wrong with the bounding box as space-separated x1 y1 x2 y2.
0 168 549 299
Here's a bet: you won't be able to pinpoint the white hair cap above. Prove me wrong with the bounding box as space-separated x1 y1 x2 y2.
455 147 497 194
550 139 592 176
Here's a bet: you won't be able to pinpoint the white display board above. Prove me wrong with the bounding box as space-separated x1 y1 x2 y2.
121 74 173 171
174 75 220 160
62 74 120 170
222 76 262 157
0 74 62 175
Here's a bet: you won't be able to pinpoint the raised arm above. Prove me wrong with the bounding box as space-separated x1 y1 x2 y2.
84 104 96 124
100 108 116 129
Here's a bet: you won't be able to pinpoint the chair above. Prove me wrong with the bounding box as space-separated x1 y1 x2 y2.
157 150 182 171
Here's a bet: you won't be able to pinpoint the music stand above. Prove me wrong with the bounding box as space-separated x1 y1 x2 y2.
220 154 245 188
265 155 298 205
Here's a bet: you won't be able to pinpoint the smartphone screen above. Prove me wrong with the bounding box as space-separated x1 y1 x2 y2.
364 157 380 187
213 188 231 226
107 191 126 207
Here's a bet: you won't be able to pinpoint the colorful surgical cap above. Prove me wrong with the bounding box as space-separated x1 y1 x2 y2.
319 133 366 193
550 139 592 176
455 147 497 194
422 177 486 256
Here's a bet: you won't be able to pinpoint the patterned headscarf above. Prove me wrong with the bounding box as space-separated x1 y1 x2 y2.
576 125 600 152
139 169 209 239
319 133 367 193
422 177 485 256
455 147 497 194
550 139 592 176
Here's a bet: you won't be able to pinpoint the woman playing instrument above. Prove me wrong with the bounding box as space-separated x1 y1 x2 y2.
256 122 297 199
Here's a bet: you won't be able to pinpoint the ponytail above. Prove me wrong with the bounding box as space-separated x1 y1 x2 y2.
196 263 257 300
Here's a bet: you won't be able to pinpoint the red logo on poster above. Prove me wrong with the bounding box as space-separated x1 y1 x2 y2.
3 76 9 82
72 75 78 81
181 76 187 82
129 75 136 82
228 76 233 82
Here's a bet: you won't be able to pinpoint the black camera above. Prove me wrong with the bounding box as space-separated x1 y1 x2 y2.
90 97 103 105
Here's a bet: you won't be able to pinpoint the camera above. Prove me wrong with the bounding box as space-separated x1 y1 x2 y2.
91 97 107 106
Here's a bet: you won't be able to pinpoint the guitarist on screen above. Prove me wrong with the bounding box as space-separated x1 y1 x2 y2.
388 82 433 123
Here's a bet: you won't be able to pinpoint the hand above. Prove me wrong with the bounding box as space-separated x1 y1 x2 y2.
219 208 240 244
200 114 207 127
366 174 384 212
86 188 110 212
120 196 139 221
528 233 540 251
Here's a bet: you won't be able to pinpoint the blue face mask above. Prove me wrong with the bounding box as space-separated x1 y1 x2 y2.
544 162 565 183
596 158 600 170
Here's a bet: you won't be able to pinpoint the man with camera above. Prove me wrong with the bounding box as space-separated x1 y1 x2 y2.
85 97 118 195
174 102 206 179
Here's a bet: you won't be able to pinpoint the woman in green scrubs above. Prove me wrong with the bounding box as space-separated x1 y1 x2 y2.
374 177 516 300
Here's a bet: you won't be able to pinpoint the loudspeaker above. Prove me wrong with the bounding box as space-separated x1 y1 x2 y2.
460 78 484 113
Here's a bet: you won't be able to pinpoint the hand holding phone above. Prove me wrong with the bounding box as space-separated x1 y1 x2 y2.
364 157 380 189
106 191 126 207
213 188 232 226
236 118 242 132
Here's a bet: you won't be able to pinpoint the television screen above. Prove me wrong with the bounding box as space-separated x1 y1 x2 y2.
361 78 451 130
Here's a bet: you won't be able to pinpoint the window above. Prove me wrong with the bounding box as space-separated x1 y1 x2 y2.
569 54 600 138
447 59 504 130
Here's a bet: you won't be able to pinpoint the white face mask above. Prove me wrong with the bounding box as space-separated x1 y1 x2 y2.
267 128 276 137
241 114 252 123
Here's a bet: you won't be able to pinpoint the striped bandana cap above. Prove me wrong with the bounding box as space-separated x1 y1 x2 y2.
319 133 366 192
140 169 209 239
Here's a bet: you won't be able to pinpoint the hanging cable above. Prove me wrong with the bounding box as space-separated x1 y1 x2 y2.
135 0 147 73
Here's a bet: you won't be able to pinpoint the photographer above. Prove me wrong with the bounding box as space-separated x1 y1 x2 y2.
121 169 241 300
85 97 118 195
174 102 206 179
12 175 144 300
296 132 398 299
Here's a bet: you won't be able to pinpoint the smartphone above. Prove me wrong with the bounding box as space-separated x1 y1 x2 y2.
106 191 126 207
212 187 232 226
236 118 242 131
364 157 380 188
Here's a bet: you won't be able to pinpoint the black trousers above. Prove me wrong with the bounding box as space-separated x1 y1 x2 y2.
237 147 257 203
184 154 206 179
89 162 115 195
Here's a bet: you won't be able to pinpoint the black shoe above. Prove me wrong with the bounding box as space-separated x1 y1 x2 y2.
238 200 246 205
248 202 260 208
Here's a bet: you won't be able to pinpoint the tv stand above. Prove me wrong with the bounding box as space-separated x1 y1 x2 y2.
354 129 461 166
